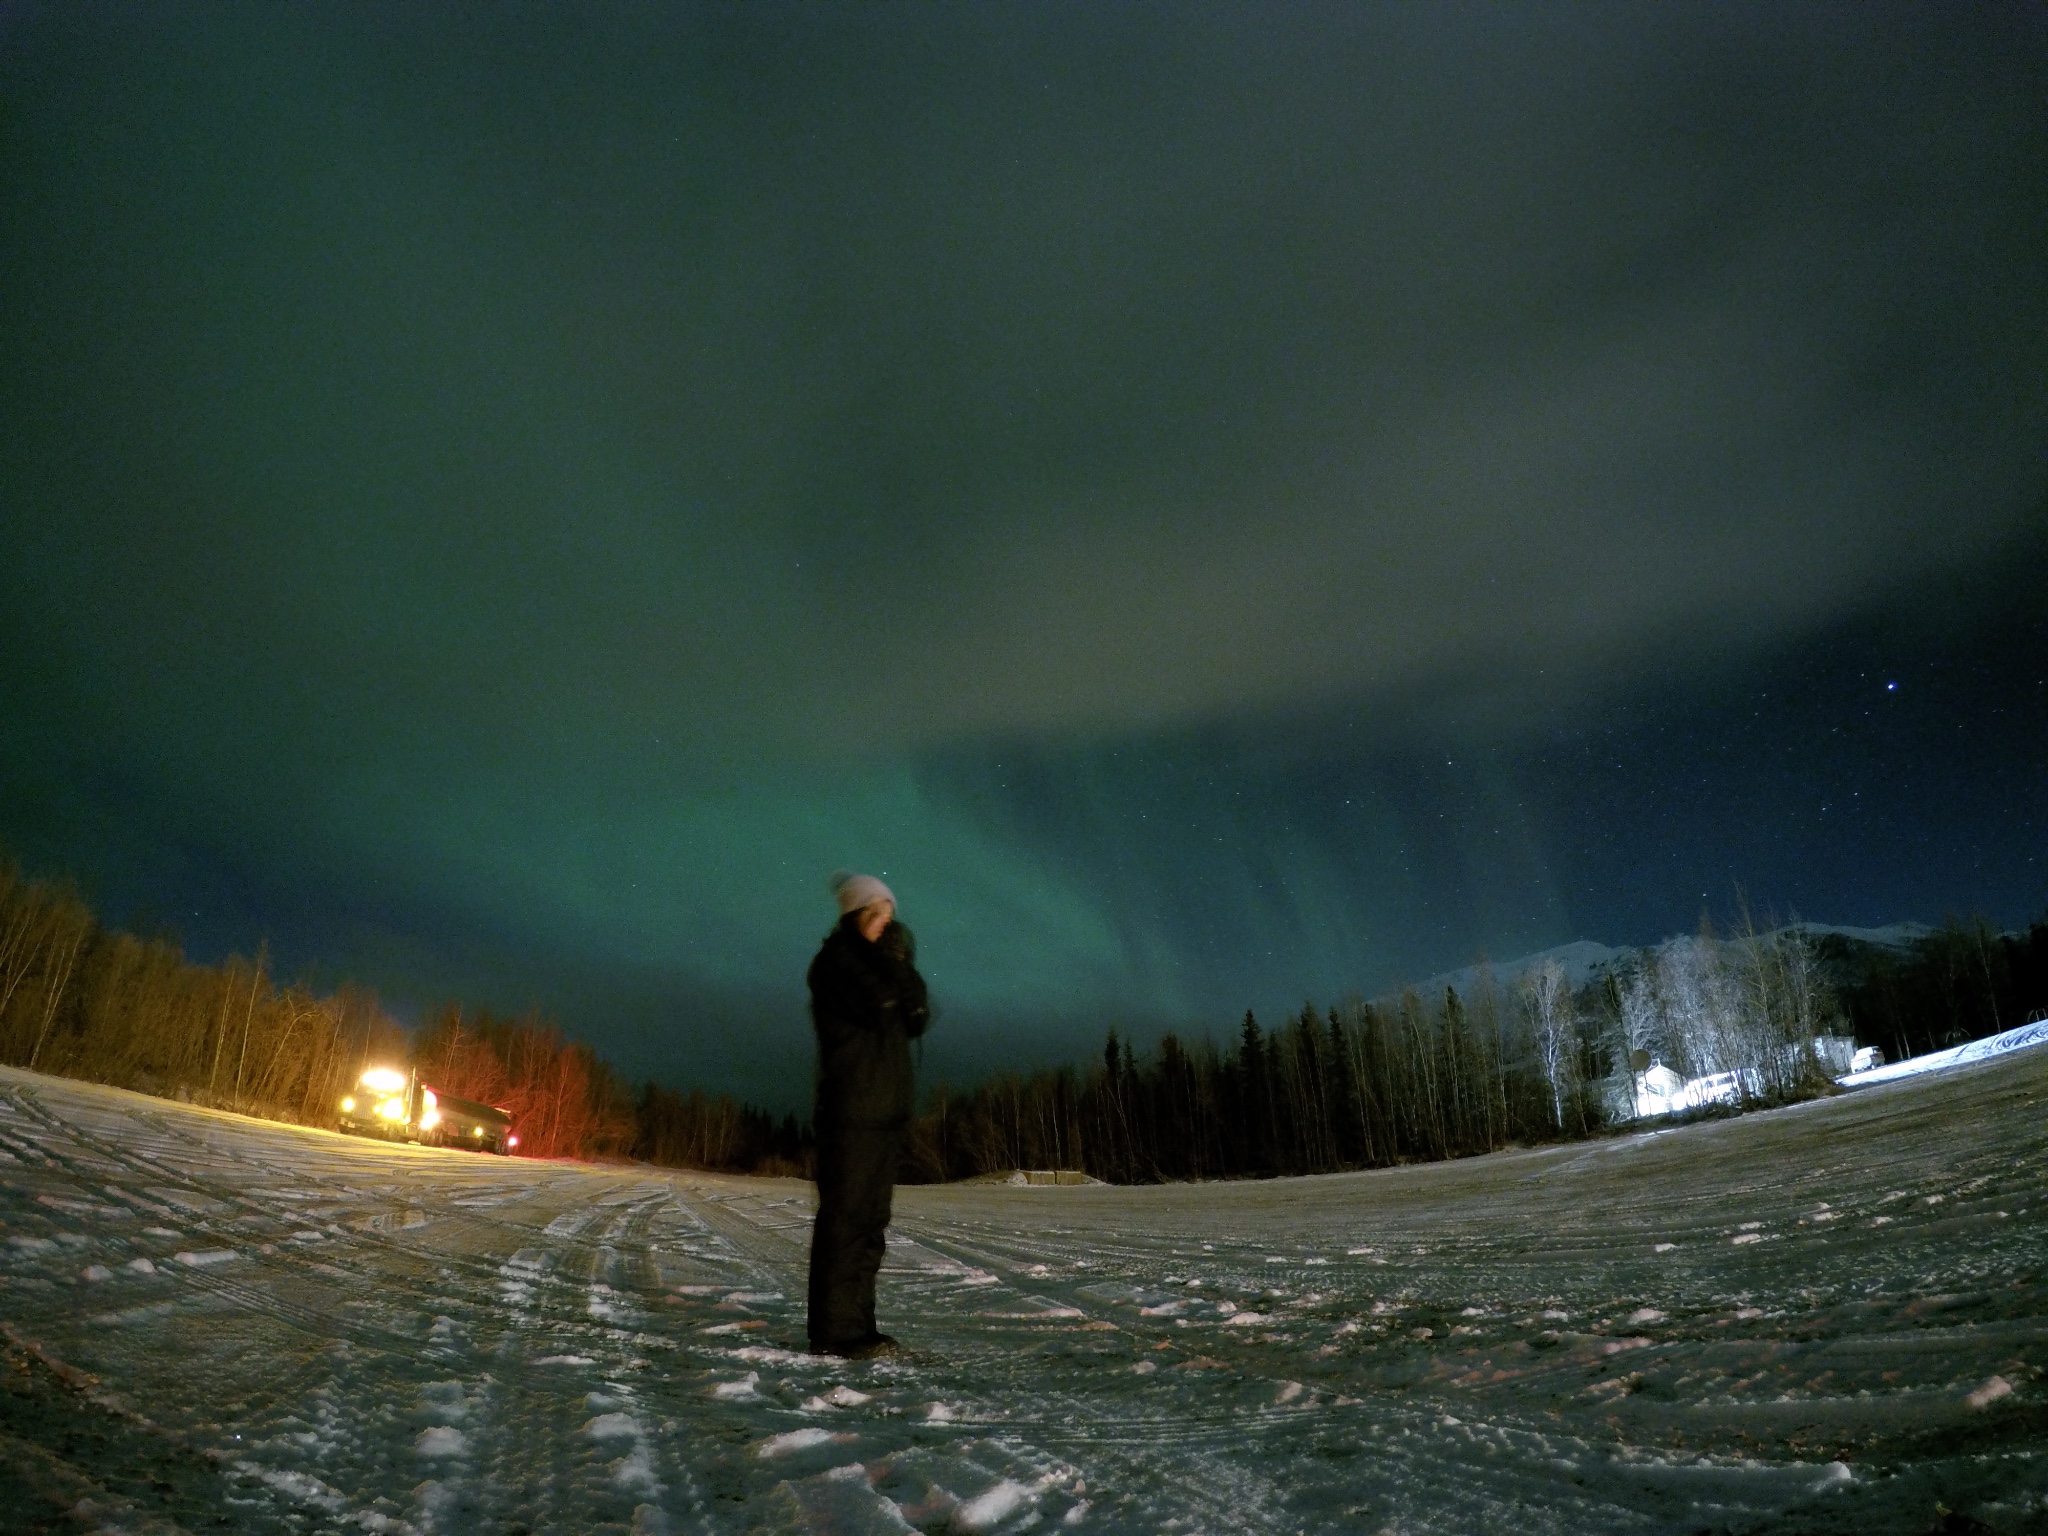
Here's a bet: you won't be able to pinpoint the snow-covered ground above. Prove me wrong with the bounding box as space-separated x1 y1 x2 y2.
1838 1017 2048 1090
2 1054 2043 1535
1614 1016 2048 1124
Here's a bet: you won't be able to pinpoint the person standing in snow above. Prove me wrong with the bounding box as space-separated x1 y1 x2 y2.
805 870 930 1356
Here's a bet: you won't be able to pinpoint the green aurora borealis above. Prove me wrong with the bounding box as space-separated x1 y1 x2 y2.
2 4 2044 1106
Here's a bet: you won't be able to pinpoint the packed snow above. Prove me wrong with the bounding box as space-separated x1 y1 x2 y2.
1837 1016 2048 1089
1 1050 2044 1534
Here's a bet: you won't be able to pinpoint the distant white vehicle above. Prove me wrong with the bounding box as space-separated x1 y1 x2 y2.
1849 1045 1885 1073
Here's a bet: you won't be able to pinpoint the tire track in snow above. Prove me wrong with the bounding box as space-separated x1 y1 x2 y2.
8 1081 708 1371
454 1185 719 1535
8 1058 2046 1532
875 1203 1916 1531
0 1078 704 1532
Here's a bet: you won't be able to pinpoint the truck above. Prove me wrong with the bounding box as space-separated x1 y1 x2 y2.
337 1066 517 1155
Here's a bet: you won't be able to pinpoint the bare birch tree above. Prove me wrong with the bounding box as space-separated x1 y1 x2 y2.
1524 958 1575 1130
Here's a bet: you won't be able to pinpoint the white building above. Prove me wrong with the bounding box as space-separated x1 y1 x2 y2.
1603 1036 1860 1122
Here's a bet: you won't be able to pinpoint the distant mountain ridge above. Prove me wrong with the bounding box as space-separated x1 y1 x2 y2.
1401 922 1935 1003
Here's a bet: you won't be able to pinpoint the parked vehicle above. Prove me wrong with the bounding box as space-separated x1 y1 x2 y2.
337 1066 517 1154
427 1088 516 1155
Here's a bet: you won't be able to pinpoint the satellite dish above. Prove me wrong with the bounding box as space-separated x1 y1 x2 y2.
1629 1048 1651 1073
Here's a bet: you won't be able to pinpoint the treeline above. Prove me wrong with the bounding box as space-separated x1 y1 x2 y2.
0 859 802 1173
1609 924 1837 1100
905 986 1615 1187
908 920 1874 1185
1828 917 2048 1062
906 990 1587 1186
1 863 404 1126
413 1005 636 1161
634 1083 810 1178
10 846 2041 1189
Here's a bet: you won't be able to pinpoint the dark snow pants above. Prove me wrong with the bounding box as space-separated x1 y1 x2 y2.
807 1118 902 1349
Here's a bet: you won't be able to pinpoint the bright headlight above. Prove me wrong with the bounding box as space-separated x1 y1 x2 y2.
374 1097 407 1121
360 1067 407 1094
340 1097 355 1112
420 1109 441 1130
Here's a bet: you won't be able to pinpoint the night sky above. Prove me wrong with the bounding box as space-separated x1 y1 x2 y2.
3 4 2043 1109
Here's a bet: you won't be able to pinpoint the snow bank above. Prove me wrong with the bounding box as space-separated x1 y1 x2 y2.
1838 1017 2048 1088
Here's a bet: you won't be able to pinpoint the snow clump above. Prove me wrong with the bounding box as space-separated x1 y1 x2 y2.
414 1426 467 1458
758 1427 839 1458
954 1479 1034 1532
1966 1376 2014 1410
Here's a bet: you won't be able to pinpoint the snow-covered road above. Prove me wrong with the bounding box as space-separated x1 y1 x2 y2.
2 1054 2043 1535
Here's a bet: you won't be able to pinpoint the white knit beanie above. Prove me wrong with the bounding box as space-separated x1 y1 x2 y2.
830 870 895 916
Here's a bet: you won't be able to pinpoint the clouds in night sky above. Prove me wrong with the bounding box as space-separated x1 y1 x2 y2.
2 4 2043 1102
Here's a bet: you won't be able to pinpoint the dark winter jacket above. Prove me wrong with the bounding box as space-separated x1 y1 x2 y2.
808 916 931 1132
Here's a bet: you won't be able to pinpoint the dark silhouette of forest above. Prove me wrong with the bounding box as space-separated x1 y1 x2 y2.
1 852 2040 1184
1823 921 2048 1063
0 857 804 1174
904 916 2048 1184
